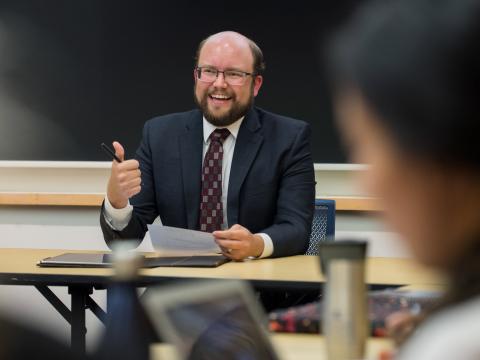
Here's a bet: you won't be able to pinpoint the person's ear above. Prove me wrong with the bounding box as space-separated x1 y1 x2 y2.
253 75 263 97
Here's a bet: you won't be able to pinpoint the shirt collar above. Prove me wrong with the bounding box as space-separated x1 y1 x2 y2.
202 116 244 144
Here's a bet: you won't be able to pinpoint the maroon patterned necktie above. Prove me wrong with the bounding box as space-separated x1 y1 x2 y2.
199 128 231 232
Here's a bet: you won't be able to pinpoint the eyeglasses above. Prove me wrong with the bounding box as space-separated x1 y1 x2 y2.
195 67 255 86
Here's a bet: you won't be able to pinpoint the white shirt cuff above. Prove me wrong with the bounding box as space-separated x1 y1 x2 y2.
103 196 133 231
256 233 274 258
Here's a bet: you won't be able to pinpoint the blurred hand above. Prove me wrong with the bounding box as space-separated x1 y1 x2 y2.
213 224 264 261
106 141 141 209
386 310 423 346
377 349 396 360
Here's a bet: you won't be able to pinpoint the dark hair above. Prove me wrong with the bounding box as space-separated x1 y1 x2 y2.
329 0 480 169
194 33 266 76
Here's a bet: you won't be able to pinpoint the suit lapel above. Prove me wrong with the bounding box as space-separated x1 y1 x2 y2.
179 110 204 229
227 108 264 226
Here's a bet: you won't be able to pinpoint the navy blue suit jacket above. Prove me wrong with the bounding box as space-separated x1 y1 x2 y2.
100 107 315 257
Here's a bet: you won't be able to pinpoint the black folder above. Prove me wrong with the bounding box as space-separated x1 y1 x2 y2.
37 253 230 268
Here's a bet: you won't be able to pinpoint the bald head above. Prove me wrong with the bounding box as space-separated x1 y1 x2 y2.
195 31 265 75
206 31 252 48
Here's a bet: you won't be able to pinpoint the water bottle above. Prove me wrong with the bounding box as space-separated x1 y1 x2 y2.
319 240 368 360
95 241 155 360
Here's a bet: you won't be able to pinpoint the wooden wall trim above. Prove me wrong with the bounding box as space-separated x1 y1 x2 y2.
0 192 381 211
322 196 382 212
0 193 104 207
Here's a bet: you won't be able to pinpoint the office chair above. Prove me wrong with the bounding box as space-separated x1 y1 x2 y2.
305 199 336 255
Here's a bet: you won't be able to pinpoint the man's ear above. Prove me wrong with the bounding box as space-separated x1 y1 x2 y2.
253 75 263 97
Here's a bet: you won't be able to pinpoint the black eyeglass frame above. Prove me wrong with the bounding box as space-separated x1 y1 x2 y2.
195 66 256 83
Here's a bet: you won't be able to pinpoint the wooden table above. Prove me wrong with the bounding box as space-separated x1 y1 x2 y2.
0 248 444 286
0 248 444 355
150 333 394 360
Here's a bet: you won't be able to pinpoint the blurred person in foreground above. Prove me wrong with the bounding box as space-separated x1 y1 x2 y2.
0 317 86 359
329 0 480 358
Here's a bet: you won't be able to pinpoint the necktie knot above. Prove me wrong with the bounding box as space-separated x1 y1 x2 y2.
209 128 230 143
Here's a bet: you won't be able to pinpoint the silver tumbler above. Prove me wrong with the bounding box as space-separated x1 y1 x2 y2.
319 240 368 360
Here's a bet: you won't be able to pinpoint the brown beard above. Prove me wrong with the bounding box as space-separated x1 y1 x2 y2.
194 84 254 127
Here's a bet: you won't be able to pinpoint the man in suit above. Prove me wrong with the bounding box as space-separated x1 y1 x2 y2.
100 31 315 260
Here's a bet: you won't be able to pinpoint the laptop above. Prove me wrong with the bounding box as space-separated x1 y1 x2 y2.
142 280 280 360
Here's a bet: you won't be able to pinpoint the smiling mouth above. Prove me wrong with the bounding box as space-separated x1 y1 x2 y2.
209 94 232 101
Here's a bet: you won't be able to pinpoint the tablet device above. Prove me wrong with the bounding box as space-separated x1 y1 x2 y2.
143 280 280 360
37 253 115 268
37 253 230 268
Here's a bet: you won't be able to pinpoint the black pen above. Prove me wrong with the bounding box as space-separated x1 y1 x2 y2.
101 143 122 163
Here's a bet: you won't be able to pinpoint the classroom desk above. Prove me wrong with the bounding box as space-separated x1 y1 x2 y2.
150 333 394 360
0 248 444 355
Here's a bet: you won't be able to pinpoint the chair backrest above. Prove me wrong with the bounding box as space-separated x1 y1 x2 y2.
305 199 336 255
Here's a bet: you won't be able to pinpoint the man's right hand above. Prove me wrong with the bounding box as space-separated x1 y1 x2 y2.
107 141 142 209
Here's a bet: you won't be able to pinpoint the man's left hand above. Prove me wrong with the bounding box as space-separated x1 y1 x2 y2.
213 224 264 261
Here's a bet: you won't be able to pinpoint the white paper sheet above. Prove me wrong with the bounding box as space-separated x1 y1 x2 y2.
147 224 221 255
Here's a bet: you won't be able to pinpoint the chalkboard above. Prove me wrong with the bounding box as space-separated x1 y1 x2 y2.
0 0 360 162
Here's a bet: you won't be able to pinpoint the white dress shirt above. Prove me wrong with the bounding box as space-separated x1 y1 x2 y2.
104 116 274 258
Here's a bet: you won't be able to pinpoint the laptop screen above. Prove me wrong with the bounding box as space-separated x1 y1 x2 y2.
162 293 278 360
